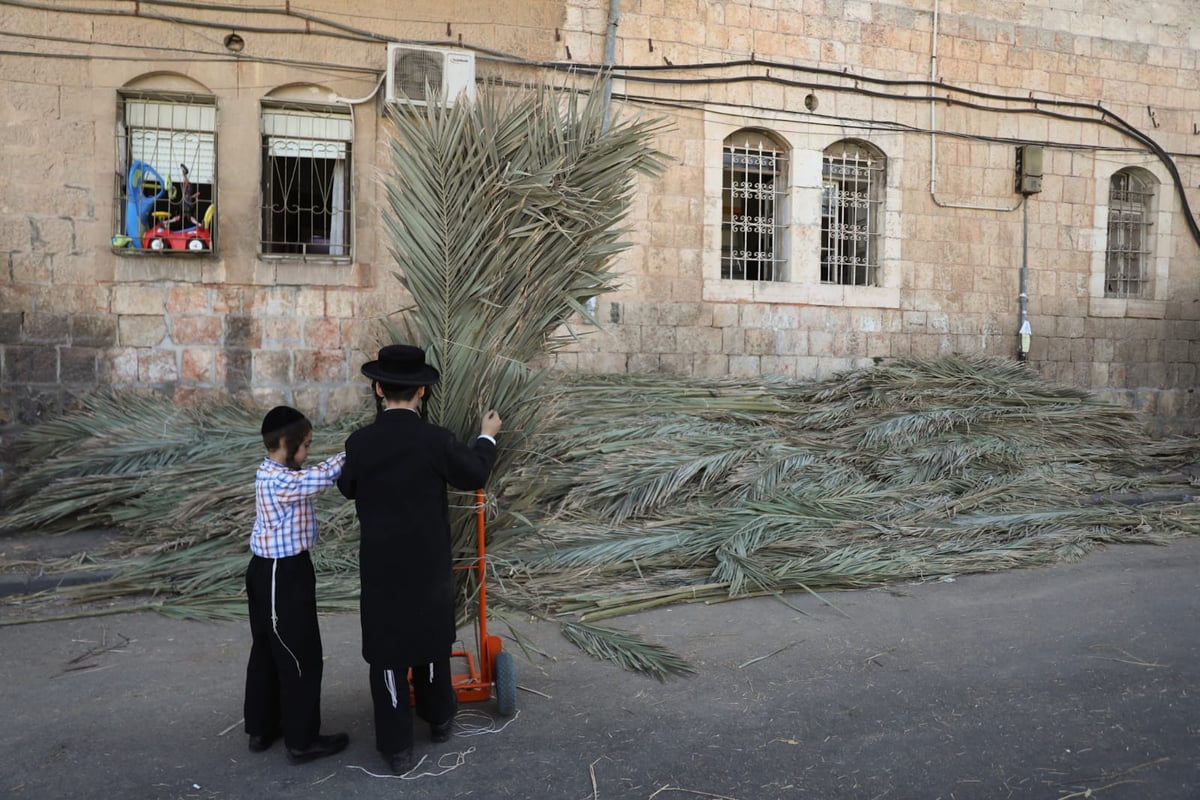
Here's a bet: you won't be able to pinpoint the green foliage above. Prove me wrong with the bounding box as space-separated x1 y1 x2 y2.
3 356 1199 682
561 620 696 681
379 78 669 581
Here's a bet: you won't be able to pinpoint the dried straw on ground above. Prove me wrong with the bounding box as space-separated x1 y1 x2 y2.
2 356 1198 679
494 356 1200 632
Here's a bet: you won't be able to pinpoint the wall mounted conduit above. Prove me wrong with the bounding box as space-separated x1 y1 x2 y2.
928 0 1023 212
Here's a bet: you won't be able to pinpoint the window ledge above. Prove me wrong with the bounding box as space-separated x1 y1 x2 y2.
259 254 352 265
704 279 900 308
1089 297 1166 319
115 255 208 283
268 259 364 287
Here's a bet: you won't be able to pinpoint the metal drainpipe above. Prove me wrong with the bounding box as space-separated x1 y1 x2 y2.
930 0 1029 359
1018 200 1031 362
587 0 621 319
601 0 620 132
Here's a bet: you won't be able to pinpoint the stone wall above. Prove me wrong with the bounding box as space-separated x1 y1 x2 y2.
548 0 1200 434
1 0 1198 433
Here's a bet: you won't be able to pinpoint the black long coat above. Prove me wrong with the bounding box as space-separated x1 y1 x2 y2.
337 409 497 666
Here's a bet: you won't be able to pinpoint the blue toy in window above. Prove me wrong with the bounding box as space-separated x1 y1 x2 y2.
123 160 170 248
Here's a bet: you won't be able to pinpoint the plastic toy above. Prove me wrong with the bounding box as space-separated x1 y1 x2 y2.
124 160 172 248
142 205 215 251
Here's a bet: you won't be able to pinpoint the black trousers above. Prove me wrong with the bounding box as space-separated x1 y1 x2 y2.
369 658 456 754
243 552 325 750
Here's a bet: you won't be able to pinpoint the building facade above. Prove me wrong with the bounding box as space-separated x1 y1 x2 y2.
1 0 1198 431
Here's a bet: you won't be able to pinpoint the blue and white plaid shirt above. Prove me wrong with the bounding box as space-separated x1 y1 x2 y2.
250 452 346 559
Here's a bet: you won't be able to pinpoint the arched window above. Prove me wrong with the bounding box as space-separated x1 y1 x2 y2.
821 140 884 286
1105 168 1155 298
114 78 217 253
721 130 788 281
261 87 353 259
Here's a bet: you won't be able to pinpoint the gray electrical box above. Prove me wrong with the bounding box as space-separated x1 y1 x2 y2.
1015 144 1043 194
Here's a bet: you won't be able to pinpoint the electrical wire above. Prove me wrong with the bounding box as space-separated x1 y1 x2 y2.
0 0 384 42
554 65 1200 248
616 90 1160 157
4 0 1196 246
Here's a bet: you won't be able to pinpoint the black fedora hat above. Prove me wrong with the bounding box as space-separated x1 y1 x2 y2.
360 344 441 386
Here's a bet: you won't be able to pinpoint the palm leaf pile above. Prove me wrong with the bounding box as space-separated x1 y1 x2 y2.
3 356 1198 680
0 394 367 617
491 356 1200 641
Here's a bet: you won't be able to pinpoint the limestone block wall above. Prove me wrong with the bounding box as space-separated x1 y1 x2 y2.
547 0 1200 434
1 0 1198 435
0 1 569 425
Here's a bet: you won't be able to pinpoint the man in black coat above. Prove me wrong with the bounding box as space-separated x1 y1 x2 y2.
337 344 502 775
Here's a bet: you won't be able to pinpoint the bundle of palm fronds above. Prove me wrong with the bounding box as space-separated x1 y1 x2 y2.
380 75 669 490
2 357 1199 679
491 355 1200 631
375 75 669 606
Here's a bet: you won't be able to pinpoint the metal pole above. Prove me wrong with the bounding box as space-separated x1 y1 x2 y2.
601 0 620 132
1018 198 1030 362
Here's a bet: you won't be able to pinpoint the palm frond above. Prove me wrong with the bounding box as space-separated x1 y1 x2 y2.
560 620 696 681
381 77 669 560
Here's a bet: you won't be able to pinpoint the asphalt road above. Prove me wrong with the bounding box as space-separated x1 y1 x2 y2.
2 538 1198 800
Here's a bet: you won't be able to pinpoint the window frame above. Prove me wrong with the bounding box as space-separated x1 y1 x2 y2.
820 140 885 288
703 114 902 309
113 91 218 255
1089 161 1170 319
259 100 354 262
721 130 789 282
1103 168 1154 299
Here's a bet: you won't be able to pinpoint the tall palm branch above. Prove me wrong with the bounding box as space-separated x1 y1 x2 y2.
379 81 677 674
380 79 668 484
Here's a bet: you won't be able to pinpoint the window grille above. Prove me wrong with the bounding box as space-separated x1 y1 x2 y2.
1105 170 1154 298
721 133 787 281
821 142 883 286
114 93 216 252
260 104 353 258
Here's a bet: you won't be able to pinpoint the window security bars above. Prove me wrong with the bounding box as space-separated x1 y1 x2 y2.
722 139 786 281
114 95 216 252
1105 171 1153 298
260 106 353 258
821 145 882 286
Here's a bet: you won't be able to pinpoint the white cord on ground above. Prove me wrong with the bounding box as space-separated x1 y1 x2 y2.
346 747 477 780
450 708 521 737
345 709 522 780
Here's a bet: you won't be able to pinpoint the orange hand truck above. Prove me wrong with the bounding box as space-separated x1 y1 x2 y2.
448 489 516 716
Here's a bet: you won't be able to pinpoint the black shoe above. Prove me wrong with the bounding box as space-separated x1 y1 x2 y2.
430 718 454 743
384 746 414 775
286 732 349 765
248 733 278 753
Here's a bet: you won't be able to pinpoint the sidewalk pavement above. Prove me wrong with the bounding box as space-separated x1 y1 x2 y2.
2 538 1198 800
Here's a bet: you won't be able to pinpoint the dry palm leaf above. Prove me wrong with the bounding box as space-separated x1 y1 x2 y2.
3 356 1199 682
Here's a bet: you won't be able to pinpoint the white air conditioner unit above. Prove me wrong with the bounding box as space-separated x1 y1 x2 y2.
385 44 476 107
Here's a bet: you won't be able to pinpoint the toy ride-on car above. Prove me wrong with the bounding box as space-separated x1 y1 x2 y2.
143 206 214 251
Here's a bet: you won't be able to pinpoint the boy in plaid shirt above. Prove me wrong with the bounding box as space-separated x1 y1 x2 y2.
243 406 349 764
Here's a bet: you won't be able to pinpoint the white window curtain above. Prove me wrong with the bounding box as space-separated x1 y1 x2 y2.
329 161 346 256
